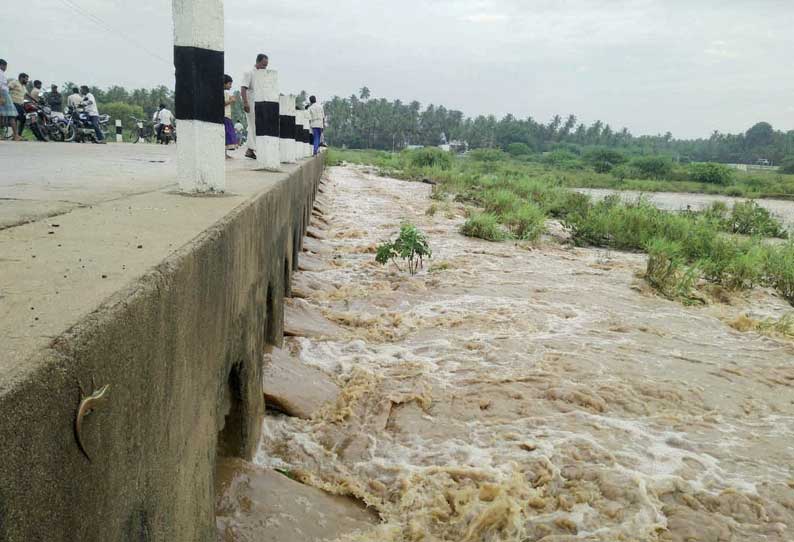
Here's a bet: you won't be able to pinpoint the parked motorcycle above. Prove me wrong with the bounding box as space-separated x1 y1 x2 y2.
159 123 174 145
42 109 74 142
23 101 49 141
68 107 110 143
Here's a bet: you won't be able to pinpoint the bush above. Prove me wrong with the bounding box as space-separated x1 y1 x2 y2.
467 148 506 162
688 163 734 185
482 189 519 214
542 150 582 169
630 156 674 180
504 203 546 241
506 142 532 157
584 149 627 173
779 157 794 174
727 201 787 238
460 213 507 241
404 147 452 169
375 223 432 275
766 243 794 303
645 238 699 301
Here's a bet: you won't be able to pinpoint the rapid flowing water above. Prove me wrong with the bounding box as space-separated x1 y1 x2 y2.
248 166 794 541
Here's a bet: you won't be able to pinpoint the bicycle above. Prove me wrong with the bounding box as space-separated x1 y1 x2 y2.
130 116 156 143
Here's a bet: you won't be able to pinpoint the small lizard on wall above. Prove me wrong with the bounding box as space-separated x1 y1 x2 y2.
75 378 110 462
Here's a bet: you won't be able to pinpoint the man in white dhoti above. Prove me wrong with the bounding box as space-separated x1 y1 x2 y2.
240 53 269 160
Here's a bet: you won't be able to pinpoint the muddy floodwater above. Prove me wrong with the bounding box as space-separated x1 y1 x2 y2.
227 166 794 541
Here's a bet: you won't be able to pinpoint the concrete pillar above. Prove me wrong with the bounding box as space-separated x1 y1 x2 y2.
252 70 280 170
172 0 226 193
115 119 123 143
294 111 303 160
278 95 296 164
136 120 144 143
295 111 307 158
301 111 312 157
290 94 300 162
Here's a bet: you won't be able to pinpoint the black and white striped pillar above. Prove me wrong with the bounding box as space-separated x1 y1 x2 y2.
252 69 280 170
115 119 123 143
136 120 144 143
172 0 226 192
302 111 312 157
278 95 296 164
295 110 307 158
294 110 304 159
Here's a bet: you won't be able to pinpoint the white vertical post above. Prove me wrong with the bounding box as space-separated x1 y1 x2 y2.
278 95 295 164
172 0 226 193
136 121 144 143
252 70 280 170
115 119 123 143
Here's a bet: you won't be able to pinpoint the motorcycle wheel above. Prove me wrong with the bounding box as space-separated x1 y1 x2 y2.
64 125 76 142
32 123 49 142
49 126 64 142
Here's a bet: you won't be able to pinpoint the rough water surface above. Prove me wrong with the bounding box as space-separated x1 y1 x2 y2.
251 166 794 541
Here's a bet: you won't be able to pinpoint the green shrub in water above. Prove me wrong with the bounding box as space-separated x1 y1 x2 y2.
727 201 788 238
375 223 432 275
483 189 520 215
645 238 700 302
460 213 507 241
404 148 452 170
504 203 546 241
765 243 794 303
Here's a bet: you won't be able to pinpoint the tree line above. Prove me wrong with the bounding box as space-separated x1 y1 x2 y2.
61 82 793 164
324 87 794 165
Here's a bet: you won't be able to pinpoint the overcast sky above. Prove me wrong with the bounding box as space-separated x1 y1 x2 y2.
4 0 793 138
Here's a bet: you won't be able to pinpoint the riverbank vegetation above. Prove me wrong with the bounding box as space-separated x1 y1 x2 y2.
328 147 794 306
325 88 794 167
327 147 794 199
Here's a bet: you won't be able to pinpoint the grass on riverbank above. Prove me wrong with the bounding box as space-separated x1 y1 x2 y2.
326 147 794 200
328 147 794 305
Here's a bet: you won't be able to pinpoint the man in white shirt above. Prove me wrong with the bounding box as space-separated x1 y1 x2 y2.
30 80 43 103
153 103 174 143
240 53 268 159
79 85 105 143
307 95 325 156
66 87 81 112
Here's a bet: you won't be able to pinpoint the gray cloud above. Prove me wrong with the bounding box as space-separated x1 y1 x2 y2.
3 0 792 138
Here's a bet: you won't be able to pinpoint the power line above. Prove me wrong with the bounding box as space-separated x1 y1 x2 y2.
56 0 173 67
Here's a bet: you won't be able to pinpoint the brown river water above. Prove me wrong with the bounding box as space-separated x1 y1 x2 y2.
223 166 794 541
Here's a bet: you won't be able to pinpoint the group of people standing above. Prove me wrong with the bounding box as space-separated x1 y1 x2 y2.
0 58 105 142
232 53 325 160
